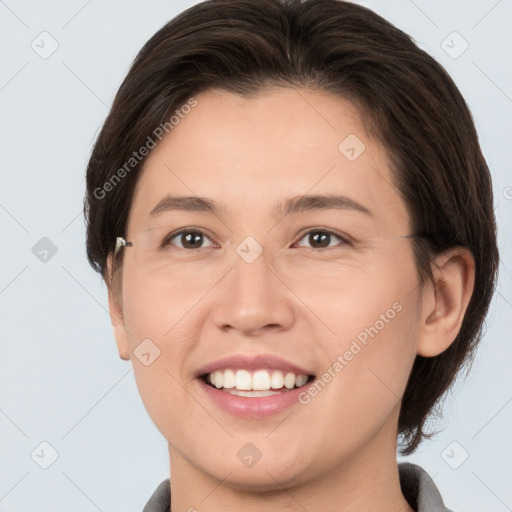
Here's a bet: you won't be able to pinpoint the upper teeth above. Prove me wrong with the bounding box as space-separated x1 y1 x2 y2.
207 369 308 391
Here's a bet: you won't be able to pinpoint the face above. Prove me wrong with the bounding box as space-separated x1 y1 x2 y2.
111 87 425 489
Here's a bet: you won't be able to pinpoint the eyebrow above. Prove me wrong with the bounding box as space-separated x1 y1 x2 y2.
148 194 373 219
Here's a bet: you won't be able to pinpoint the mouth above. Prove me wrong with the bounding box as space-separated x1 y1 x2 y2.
194 354 317 417
200 369 315 397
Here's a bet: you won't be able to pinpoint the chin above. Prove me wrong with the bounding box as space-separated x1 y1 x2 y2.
203 449 311 492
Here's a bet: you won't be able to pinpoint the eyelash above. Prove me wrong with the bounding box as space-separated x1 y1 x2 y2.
162 227 351 251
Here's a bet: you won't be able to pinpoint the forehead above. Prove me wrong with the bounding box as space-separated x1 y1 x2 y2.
127 87 410 234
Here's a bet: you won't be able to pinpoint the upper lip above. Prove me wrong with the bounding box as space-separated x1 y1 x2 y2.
196 354 315 377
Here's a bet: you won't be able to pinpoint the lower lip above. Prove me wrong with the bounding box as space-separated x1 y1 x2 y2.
196 378 310 418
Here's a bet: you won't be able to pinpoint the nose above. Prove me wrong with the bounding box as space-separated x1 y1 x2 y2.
211 248 296 336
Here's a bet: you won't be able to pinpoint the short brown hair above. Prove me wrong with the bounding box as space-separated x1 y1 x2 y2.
84 0 499 455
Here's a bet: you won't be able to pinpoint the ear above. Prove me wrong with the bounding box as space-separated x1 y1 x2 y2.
416 247 475 357
106 253 131 361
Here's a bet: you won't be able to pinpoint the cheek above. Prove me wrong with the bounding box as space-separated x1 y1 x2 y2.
121 272 201 382
301 244 420 345
120 262 199 343
346 299 419 435
119 269 196 424
296 299 420 467
302 249 421 431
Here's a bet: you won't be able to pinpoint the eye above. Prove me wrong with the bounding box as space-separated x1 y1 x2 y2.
294 229 349 249
164 229 216 249
161 227 349 251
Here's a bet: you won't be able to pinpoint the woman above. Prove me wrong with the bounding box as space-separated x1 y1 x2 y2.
84 0 499 510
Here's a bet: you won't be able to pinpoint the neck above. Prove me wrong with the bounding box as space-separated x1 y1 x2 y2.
167 415 414 512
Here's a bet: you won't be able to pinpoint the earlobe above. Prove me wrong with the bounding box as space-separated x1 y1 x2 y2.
106 254 131 361
417 247 475 357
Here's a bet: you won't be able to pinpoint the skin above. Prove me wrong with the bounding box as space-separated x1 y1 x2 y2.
107 87 475 512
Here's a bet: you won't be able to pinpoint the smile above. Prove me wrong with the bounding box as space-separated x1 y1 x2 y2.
195 354 316 417
198 370 315 417
204 369 310 396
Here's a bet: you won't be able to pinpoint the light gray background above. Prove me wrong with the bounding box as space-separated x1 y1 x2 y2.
0 0 511 511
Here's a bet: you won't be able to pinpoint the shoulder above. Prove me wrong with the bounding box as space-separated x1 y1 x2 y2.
142 478 171 512
399 462 454 512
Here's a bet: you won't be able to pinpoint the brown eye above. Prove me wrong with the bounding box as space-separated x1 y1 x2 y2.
295 229 349 249
165 230 215 249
